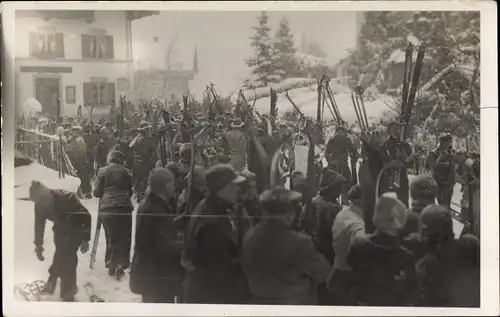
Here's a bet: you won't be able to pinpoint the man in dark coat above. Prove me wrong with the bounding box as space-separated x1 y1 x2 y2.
131 122 158 203
242 186 331 305
325 126 355 204
95 127 116 171
426 133 455 208
82 123 99 180
30 180 91 302
93 150 134 278
182 164 249 304
311 168 346 264
129 168 184 303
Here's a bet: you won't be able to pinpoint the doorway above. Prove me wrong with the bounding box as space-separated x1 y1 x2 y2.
34 75 60 117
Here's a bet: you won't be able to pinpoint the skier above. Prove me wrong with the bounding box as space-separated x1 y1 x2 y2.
427 133 455 208
29 180 91 302
93 150 134 279
381 121 416 207
325 125 356 205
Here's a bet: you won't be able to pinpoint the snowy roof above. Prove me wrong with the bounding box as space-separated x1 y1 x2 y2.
387 48 432 64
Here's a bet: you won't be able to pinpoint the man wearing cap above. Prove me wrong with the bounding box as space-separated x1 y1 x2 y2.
29 180 91 302
401 175 438 239
426 133 456 208
237 170 261 225
325 125 356 205
130 168 184 303
242 186 331 305
221 117 247 172
67 126 92 198
183 164 249 304
381 120 415 207
93 150 134 279
131 122 158 203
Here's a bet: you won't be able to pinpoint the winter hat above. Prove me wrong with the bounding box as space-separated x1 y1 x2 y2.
206 164 246 194
419 204 454 247
387 120 400 129
259 186 302 215
319 168 347 194
109 150 125 164
148 167 174 192
410 175 438 201
373 192 408 236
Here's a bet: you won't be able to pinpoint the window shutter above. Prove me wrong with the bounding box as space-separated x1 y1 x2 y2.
105 35 114 59
56 33 64 57
83 83 92 106
29 32 39 57
106 82 116 105
81 34 90 58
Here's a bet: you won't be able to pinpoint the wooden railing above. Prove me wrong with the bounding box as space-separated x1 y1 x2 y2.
15 127 77 178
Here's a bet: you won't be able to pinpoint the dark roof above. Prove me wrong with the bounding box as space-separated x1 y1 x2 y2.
127 11 160 21
16 10 159 22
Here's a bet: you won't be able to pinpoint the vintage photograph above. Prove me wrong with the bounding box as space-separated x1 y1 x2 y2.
7 5 490 312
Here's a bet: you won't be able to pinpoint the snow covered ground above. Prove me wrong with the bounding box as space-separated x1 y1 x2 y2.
14 161 465 302
245 80 396 125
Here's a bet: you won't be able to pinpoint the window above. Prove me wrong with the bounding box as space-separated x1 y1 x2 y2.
83 82 115 107
30 32 64 58
81 34 114 59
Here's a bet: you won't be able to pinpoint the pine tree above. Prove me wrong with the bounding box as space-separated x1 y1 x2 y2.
245 11 279 88
344 11 480 143
273 16 298 80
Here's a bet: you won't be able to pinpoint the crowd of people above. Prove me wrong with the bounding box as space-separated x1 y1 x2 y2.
20 99 480 306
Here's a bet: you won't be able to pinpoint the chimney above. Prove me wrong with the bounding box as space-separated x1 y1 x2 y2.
193 45 199 74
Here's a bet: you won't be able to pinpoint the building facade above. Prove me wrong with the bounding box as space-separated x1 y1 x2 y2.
132 46 198 104
15 10 157 117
